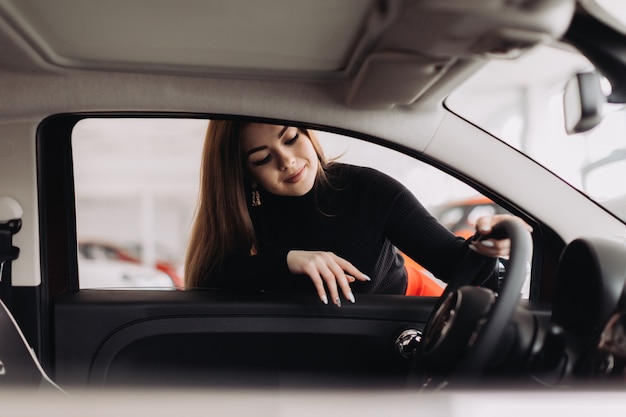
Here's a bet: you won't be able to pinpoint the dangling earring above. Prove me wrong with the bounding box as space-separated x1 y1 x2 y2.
251 181 261 207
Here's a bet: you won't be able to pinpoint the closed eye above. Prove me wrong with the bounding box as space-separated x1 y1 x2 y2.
285 132 299 145
252 154 271 166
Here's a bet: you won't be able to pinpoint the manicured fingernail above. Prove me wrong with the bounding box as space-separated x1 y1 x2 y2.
321 295 328 305
335 297 341 307
348 293 355 303
481 240 495 247
362 274 371 281
468 243 478 252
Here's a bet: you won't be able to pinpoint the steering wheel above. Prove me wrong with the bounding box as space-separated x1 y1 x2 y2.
418 219 533 385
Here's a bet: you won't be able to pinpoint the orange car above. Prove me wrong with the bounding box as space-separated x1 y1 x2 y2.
433 196 508 239
401 252 445 297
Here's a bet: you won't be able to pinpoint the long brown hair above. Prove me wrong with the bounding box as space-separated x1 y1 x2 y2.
184 120 328 288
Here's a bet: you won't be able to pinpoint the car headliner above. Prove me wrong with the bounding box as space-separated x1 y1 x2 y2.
0 0 575 115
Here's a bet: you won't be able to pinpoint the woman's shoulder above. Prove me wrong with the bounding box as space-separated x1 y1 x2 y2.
324 163 407 203
328 163 401 187
327 162 387 180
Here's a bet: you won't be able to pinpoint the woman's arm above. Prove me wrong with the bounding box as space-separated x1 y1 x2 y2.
385 188 530 283
384 189 474 281
206 249 369 306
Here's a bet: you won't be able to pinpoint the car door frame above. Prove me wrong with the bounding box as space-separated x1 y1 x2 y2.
34 112 553 388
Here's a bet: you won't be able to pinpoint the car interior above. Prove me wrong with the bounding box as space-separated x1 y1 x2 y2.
2 0 626 407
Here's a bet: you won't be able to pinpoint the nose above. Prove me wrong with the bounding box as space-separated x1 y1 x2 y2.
277 149 295 170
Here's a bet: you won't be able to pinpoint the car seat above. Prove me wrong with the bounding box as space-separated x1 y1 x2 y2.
0 299 66 393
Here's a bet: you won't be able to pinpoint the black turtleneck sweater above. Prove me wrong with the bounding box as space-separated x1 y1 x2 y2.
207 163 489 294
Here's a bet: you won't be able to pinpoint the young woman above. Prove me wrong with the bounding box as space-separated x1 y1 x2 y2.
184 120 527 306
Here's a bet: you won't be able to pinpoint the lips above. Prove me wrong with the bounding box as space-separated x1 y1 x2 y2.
284 166 305 183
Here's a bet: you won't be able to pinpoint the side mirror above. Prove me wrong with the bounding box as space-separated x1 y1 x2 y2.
563 71 606 134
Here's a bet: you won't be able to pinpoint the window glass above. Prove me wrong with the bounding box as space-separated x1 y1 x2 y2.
72 118 206 289
72 118 505 291
447 43 626 224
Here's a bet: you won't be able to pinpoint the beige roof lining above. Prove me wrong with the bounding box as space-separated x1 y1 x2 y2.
0 0 577 110
0 0 381 79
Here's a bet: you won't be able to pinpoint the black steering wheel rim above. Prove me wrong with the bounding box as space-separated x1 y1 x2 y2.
419 218 533 381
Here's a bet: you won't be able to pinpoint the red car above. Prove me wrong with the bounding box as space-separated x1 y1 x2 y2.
78 241 184 287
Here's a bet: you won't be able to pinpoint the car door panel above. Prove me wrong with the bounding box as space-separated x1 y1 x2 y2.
52 290 437 389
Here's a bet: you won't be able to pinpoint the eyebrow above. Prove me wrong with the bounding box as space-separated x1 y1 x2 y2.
246 145 267 157
245 126 290 157
277 125 289 138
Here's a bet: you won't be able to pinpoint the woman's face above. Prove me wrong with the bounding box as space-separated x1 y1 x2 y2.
241 123 319 197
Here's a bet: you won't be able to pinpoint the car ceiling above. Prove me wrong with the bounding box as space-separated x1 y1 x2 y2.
0 0 576 113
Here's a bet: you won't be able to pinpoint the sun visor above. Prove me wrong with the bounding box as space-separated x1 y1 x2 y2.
345 52 454 110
